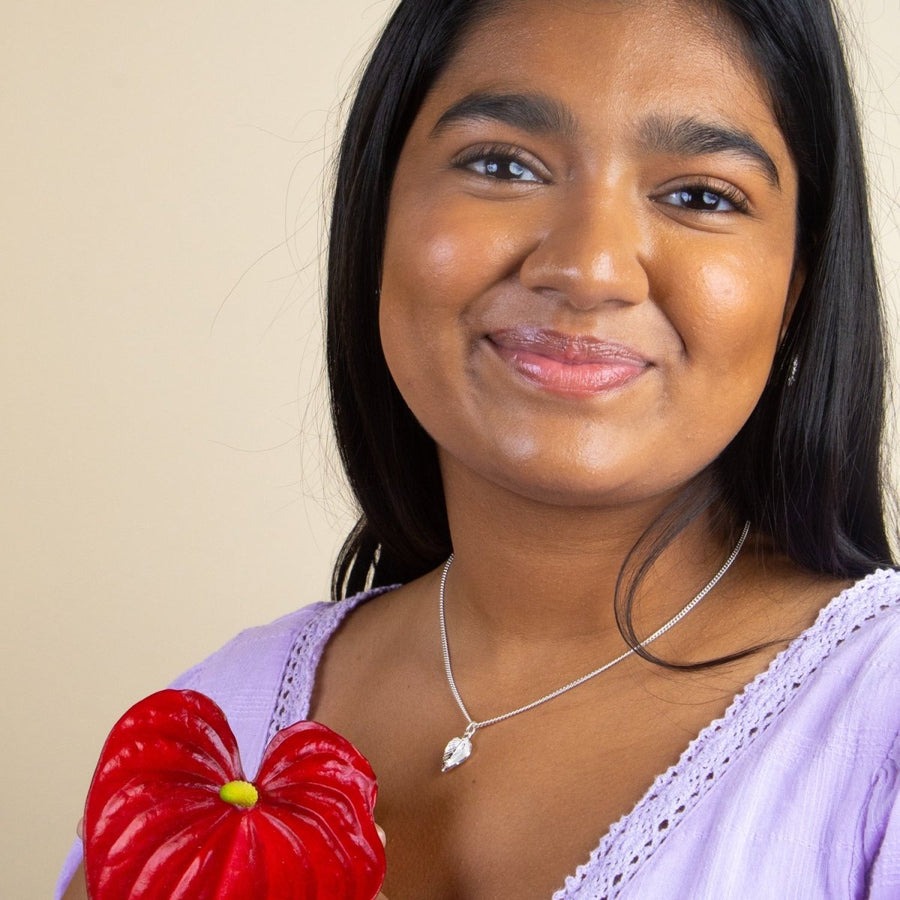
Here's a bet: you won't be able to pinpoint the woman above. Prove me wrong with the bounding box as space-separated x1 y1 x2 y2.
60 0 899 897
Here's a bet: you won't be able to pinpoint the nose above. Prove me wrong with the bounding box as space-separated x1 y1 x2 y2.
518 184 650 310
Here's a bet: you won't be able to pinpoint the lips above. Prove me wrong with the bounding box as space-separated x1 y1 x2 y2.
486 327 649 396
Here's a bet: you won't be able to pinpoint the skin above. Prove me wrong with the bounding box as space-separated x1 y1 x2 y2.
65 1 848 898
380 6 801 512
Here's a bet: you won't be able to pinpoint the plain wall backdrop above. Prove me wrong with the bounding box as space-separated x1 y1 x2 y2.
2 2 898 896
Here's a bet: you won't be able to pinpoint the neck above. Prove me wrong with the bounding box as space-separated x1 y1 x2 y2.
438 460 736 654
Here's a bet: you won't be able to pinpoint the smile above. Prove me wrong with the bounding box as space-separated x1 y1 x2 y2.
486 328 650 397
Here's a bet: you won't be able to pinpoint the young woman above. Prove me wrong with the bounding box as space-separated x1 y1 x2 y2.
60 0 899 897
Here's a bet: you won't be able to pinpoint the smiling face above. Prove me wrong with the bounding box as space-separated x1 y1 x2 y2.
379 0 801 510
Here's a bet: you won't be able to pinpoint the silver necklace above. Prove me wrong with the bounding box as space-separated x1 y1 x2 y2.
439 521 751 772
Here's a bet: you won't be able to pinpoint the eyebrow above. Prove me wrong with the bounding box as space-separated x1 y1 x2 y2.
430 92 781 188
431 91 577 139
639 114 781 188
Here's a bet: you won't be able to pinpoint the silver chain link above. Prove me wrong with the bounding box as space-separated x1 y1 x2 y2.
439 521 751 737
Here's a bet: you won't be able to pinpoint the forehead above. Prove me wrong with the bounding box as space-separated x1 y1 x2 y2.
423 0 778 146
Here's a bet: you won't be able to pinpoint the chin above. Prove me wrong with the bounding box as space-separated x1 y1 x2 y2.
472 455 686 511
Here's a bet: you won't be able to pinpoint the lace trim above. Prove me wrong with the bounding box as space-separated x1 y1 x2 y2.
266 585 398 743
262 570 898 899
555 567 900 899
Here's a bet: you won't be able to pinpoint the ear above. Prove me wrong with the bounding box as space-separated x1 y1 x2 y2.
780 260 806 343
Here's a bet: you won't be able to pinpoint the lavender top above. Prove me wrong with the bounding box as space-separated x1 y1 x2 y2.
58 572 900 898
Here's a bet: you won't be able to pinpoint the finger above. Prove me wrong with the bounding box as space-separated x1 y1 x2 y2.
374 824 387 897
76 817 84 840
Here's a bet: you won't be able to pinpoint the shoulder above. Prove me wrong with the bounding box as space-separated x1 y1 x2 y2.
695 567 900 811
171 583 401 694
55 601 337 900
811 567 900 686
827 571 900 890
167 585 400 774
164 601 333 776
750 567 900 782
170 601 331 696
605 570 900 899
783 568 900 720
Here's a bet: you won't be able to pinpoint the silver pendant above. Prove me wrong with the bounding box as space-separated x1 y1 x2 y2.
441 723 477 772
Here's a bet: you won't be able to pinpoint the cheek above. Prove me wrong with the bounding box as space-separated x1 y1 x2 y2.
381 165 537 306
379 202 478 410
381 209 477 328
665 251 791 373
379 216 462 376
379 194 529 381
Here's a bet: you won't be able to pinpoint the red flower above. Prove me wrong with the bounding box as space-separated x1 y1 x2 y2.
84 689 385 899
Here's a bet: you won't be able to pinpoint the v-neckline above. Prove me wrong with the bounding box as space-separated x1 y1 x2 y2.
272 568 896 899
553 567 896 898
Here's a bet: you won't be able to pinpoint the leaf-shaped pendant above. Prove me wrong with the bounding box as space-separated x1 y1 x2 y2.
441 734 472 771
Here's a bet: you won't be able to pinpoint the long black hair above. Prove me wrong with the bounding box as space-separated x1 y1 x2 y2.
326 0 894 608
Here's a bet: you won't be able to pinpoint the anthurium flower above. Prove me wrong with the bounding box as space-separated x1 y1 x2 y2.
84 689 385 899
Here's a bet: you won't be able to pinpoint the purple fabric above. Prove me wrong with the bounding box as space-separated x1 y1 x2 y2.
57 574 900 899
557 568 900 899
53 594 373 899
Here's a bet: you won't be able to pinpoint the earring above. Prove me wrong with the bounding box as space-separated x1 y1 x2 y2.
787 356 799 386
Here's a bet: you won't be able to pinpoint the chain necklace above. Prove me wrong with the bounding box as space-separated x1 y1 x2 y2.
438 521 751 772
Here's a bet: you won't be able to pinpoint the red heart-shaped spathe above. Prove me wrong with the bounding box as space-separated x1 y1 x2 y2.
83 689 385 899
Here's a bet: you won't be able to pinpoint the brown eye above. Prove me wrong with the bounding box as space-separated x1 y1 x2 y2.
659 185 748 213
462 153 542 182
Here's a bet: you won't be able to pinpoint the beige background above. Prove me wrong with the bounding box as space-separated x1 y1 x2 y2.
2 2 898 897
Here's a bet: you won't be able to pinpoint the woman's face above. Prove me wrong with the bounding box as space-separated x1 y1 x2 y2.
379 0 801 509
